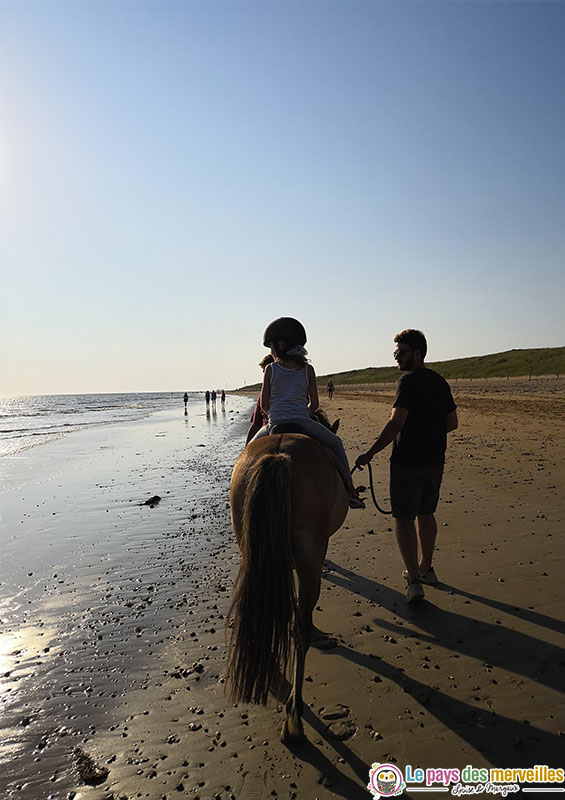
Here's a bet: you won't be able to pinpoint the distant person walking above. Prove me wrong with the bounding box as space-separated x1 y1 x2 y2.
211 390 217 403
355 329 458 603
327 379 334 400
205 391 211 404
183 392 188 408
221 389 226 404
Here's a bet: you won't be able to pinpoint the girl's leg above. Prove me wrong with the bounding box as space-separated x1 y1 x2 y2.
294 419 354 491
248 418 362 507
249 424 272 443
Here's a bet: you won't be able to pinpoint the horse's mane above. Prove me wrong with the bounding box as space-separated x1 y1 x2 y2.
311 408 339 433
311 408 330 428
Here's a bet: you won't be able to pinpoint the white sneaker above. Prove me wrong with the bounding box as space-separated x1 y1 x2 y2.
402 566 438 585
406 580 425 603
419 567 438 585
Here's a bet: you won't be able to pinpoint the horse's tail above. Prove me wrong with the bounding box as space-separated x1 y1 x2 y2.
227 451 298 705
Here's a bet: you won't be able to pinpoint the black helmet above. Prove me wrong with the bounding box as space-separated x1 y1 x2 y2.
263 317 307 348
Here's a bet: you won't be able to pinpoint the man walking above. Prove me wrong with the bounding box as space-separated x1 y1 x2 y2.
356 330 458 603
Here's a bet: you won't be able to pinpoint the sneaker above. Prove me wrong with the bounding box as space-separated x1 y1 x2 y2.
348 496 366 509
419 567 438 585
402 566 438 585
406 580 425 603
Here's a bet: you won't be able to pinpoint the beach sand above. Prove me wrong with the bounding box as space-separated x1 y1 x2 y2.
1 379 564 799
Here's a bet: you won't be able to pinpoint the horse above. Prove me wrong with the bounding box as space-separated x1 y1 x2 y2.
227 412 348 744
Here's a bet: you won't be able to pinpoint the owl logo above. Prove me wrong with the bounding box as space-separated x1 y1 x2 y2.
376 769 396 793
367 762 405 798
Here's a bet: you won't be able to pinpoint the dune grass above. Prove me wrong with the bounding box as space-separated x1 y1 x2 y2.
320 346 565 386
240 347 564 391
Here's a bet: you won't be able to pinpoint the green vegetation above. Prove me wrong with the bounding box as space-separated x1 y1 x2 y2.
240 347 564 391
319 347 565 386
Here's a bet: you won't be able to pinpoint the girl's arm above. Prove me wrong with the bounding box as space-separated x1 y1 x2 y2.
307 364 319 414
260 364 272 414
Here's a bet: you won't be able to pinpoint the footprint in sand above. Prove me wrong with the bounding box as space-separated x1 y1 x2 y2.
320 704 357 741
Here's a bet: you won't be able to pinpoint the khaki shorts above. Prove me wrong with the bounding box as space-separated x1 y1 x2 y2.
390 462 444 520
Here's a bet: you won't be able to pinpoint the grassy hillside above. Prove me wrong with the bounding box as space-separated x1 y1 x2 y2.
240 347 564 391
321 347 565 385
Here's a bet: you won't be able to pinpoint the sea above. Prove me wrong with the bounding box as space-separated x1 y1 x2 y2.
0 391 207 458
0 390 255 798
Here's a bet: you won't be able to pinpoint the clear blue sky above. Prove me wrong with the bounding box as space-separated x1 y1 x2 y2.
2 0 564 394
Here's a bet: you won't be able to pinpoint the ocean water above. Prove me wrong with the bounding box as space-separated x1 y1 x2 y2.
0 392 206 457
0 388 254 600
0 388 253 588
0 390 255 798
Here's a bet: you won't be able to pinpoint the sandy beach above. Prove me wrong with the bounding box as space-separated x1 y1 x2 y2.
1 378 564 799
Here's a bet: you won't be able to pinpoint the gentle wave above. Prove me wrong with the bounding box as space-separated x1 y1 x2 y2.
0 433 66 457
0 391 207 457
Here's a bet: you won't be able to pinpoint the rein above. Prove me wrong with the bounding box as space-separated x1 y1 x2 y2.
352 463 392 515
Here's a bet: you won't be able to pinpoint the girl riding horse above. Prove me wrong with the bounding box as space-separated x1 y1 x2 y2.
250 317 364 509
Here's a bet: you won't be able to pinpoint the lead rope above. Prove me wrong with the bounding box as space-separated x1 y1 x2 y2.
352 463 392 515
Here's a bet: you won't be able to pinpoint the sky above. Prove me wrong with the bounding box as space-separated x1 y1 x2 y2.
1 0 564 395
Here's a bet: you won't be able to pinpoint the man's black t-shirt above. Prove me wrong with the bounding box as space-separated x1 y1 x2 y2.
392 368 456 467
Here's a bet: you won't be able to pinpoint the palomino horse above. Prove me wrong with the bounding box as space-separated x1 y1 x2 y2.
227 414 348 744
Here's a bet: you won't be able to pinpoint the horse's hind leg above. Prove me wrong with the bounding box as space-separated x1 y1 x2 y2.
280 555 322 745
270 667 291 703
281 630 307 745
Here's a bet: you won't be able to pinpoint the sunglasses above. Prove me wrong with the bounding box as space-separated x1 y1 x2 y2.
393 348 412 360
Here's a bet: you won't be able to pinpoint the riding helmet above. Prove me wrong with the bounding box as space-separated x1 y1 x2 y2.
262 317 307 348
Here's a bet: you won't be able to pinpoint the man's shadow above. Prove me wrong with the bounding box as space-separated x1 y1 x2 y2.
282 628 561 798
311 641 563 767
323 560 564 694
437 582 563 634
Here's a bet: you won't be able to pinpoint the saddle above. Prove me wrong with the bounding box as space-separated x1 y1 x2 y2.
270 422 312 437
267 420 351 499
269 422 339 469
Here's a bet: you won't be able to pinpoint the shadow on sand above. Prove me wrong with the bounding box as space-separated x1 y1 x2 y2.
315 560 563 767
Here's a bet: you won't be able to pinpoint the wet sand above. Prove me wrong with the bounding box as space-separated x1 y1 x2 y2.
1 379 564 799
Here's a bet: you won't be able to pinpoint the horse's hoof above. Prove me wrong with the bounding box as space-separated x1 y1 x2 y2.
280 719 305 746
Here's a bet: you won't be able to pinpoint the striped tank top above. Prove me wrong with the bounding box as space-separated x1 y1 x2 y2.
268 362 310 424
